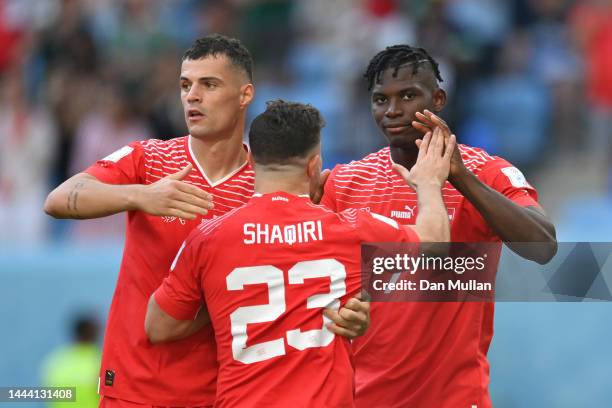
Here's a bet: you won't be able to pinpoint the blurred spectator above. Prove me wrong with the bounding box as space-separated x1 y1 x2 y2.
528 0 583 151
460 31 550 170
40 314 101 408
0 67 57 244
142 49 187 140
0 0 24 72
69 84 151 176
38 0 99 187
67 83 152 241
570 0 612 166
100 0 169 84
0 0 594 239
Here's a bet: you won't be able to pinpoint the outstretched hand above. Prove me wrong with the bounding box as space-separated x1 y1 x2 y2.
135 163 214 220
392 127 455 190
412 109 465 182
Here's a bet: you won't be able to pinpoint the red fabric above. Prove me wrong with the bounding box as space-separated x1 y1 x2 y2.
322 144 539 408
99 395 211 408
85 136 254 406
0 5 22 73
364 0 397 18
155 192 419 408
571 3 612 107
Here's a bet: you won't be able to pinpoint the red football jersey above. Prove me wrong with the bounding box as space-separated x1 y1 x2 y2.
321 145 539 408
154 192 420 408
85 136 254 406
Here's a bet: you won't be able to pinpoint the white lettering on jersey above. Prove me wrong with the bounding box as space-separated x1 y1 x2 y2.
102 145 134 163
243 220 323 245
390 204 416 220
501 167 530 188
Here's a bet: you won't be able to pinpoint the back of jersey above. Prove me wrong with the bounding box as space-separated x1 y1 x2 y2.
201 192 363 408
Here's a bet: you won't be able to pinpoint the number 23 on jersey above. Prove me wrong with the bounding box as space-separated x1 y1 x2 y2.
227 259 347 364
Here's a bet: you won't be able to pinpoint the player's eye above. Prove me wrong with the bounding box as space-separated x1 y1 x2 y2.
373 96 387 105
204 81 218 90
180 82 191 92
402 92 416 101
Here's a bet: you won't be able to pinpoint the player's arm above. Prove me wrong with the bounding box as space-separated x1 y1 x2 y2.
413 110 557 264
44 164 213 220
145 295 210 344
145 237 209 343
393 128 453 244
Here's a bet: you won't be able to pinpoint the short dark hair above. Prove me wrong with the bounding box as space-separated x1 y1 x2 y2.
364 45 443 90
183 34 253 81
249 100 325 165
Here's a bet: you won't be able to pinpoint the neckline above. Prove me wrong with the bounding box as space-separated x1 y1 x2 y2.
253 192 310 198
187 136 249 188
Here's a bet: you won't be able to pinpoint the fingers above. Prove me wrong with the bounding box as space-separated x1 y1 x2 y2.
167 163 193 180
414 112 434 128
175 191 214 211
344 297 371 314
411 120 431 134
169 200 210 218
432 127 445 157
166 207 198 220
392 163 410 181
326 322 359 339
423 109 450 130
444 134 457 160
417 131 432 160
323 308 366 339
176 182 213 202
415 111 451 138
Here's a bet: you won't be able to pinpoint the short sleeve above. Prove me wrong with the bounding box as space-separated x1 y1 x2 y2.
320 166 340 212
84 141 144 185
478 158 539 208
353 210 420 244
153 236 204 321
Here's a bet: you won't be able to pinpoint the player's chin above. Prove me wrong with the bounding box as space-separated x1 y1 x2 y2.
188 124 209 139
385 131 420 149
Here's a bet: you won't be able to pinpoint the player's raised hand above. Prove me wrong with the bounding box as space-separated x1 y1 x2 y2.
393 128 455 190
134 163 214 220
412 109 465 182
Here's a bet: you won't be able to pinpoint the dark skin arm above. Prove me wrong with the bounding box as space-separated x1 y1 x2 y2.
413 110 558 264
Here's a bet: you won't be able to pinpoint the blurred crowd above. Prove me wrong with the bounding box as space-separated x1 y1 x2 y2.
1 0 611 243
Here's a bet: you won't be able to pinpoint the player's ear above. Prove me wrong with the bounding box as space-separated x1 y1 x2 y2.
432 88 446 113
306 154 322 179
239 83 254 109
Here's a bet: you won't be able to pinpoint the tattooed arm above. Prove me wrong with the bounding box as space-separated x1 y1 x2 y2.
44 165 213 220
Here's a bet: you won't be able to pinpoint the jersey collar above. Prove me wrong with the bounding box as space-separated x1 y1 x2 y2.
187 136 250 188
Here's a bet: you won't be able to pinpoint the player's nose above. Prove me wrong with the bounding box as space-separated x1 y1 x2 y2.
385 100 402 118
187 84 203 103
